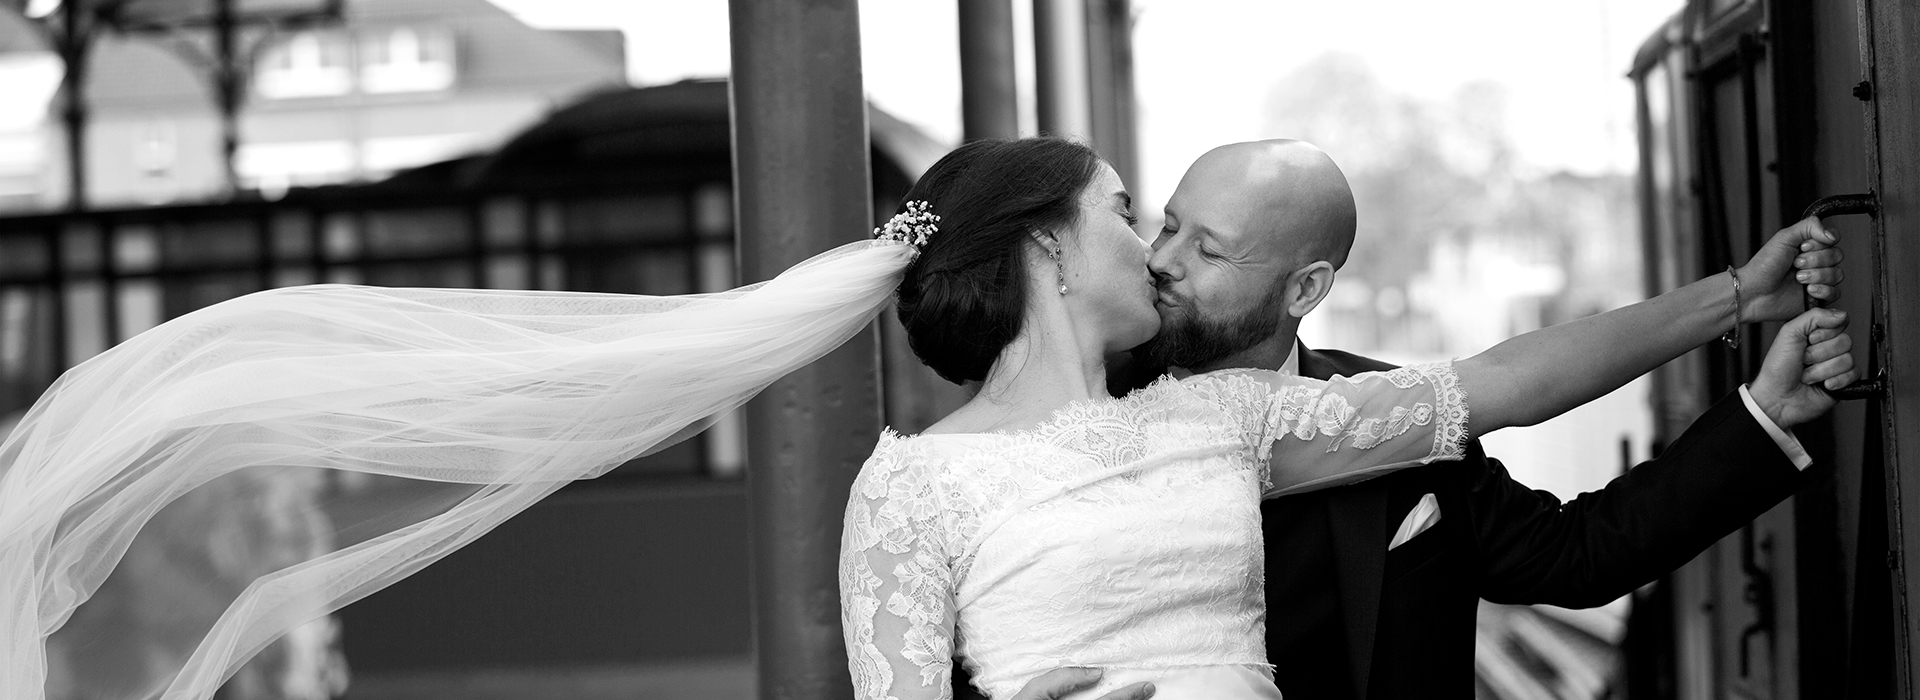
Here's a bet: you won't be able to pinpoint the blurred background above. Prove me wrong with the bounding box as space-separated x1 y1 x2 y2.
0 0 1667 510
0 0 1911 699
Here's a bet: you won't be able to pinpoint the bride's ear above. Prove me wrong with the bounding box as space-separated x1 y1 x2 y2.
1027 230 1061 255
1285 261 1337 318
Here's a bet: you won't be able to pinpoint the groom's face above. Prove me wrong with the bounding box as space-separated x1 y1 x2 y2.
1138 182 1293 369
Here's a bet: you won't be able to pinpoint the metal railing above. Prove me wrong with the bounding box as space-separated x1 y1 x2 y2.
0 180 743 481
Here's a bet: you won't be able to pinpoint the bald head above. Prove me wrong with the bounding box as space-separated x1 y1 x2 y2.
1175 139 1357 269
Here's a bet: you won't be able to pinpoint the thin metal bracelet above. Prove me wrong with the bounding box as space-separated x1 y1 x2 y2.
1722 265 1742 349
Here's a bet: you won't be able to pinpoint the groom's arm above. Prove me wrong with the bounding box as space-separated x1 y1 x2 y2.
1468 391 1804 608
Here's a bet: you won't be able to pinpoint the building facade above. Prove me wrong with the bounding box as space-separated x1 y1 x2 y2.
0 0 625 211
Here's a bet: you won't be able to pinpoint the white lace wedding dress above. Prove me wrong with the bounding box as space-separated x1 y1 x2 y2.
839 365 1468 700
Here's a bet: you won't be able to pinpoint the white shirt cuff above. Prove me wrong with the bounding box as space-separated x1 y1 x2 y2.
1740 384 1813 470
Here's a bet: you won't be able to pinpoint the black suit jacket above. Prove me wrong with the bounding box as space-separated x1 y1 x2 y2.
1270 345 1804 699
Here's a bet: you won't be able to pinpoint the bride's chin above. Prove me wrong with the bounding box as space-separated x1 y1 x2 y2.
1113 320 1158 352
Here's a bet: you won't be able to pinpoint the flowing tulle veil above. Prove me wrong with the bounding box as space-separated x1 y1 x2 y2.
0 239 916 700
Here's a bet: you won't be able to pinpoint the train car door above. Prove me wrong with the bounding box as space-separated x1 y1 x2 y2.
1674 2 1804 697
1847 0 1920 695
1635 0 1919 696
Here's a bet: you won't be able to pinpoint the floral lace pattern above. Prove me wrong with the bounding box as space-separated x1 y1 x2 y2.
838 363 1465 700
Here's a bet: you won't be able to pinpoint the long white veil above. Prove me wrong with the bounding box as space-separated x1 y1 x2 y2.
0 240 916 700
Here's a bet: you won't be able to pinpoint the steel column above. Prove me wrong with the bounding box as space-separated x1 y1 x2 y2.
1084 0 1138 192
1033 0 1092 139
959 0 1021 142
54 0 90 212
728 1 878 699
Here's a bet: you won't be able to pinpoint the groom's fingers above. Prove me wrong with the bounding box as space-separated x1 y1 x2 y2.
1804 307 1849 330
1804 353 1859 389
1806 326 1844 346
1095 682 1157 700
1803 332 1852 365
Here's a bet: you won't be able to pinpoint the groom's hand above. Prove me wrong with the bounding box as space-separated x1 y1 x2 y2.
1007 668 1156 700
1736 216 1844 322
1749 307 1858 429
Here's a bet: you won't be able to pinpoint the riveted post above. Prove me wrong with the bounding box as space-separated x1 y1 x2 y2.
960 0 1020 142
1033 0 1092 139
728 1 878 699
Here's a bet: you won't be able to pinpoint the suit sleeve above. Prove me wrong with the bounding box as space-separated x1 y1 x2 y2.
1469 391 1805 607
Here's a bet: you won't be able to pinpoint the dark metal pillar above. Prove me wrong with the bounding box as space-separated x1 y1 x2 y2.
1033 0 1091 139
55 0 90 212
959 0 1020 142
213 0 242 194
1085 0 1139 192
728 1 877 698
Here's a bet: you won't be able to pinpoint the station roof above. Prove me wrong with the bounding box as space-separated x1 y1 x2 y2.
383 78 949 193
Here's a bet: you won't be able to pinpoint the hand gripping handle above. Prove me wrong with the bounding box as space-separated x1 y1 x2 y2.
1799 192 1885 400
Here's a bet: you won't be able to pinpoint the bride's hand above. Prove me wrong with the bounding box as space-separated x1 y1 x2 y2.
1008 668 1156 700
1736 216 1844 321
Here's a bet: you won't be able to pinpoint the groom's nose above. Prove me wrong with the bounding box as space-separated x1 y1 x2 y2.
1147 241 1180 280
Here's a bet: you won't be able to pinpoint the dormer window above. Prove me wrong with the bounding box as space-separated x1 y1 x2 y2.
359 27 456 94
255 31 353 99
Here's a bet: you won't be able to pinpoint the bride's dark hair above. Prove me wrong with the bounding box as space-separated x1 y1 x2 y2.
893 137 1103 385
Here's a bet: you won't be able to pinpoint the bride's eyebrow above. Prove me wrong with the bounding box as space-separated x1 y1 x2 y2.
1110 192 1133 213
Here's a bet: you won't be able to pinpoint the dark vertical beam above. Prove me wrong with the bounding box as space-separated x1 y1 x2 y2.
46 226 66 368
465 200 487 288
214 0 242 195
308 208 325 282
728 2 877 699
55 0 89 212
1033 0 1091 139
100 215 118 345
959 0 1020 142
1084 0 1138 191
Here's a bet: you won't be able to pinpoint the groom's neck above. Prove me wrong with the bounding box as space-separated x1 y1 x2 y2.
1189 320 1302 374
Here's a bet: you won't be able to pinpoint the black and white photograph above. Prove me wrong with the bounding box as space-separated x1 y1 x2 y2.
0 0 1912 699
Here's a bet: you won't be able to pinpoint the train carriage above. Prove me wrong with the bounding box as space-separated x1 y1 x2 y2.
1629 0 1919 696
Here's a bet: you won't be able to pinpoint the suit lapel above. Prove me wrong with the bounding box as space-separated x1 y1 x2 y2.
1299 344 1391 698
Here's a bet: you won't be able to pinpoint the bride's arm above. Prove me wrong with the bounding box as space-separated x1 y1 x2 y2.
1243 219 1846 496
839 448 958 700
1457 217 1839 437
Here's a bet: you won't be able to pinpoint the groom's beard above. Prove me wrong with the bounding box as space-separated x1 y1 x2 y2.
1135 281 1286 370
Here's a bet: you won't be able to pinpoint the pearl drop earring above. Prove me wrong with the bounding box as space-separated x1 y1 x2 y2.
1050 247 1068 294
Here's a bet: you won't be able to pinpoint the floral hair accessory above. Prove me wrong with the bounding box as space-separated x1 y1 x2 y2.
873 200 940 249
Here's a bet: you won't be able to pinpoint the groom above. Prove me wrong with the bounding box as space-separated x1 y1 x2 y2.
988 139 1846 700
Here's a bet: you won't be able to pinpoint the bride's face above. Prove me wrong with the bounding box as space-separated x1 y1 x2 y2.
1060 163 1158 352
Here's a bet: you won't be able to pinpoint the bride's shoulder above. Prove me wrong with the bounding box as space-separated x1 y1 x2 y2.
857 428 973 476
850 429 1003 510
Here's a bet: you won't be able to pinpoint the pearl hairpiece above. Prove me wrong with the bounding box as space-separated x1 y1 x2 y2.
873 200 940 249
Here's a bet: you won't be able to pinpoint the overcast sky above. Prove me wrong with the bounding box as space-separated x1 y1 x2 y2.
484 0 1679 209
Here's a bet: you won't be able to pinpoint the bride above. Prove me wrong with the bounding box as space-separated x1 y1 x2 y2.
838 137 1854 700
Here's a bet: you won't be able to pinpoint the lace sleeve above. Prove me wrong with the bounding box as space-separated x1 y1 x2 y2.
839 436 956 700
1191 362 1469 497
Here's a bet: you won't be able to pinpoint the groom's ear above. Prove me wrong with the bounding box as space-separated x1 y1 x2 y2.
1284 261 1337 319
